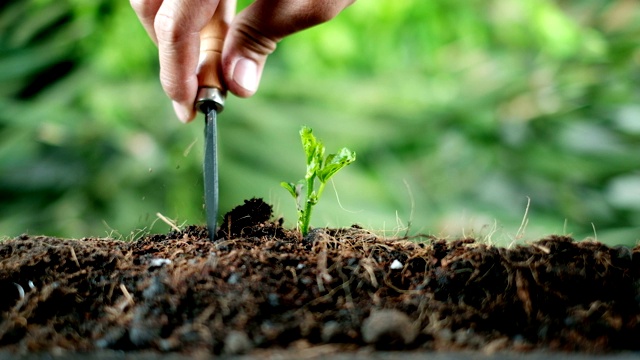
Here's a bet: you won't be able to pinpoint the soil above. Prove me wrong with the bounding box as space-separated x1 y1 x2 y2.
0 198 639 357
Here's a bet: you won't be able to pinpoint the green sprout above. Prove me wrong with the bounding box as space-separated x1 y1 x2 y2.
281 126 356 236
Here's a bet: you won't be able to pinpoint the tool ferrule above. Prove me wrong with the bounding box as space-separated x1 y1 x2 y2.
196 87 225 114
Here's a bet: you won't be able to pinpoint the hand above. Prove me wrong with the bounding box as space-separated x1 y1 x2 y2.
130 0 355 123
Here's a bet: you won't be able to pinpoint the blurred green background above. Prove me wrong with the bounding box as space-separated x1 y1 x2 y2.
1 0 639 246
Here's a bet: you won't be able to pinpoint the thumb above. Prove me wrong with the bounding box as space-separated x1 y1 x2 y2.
221 0 355 98
220 1 279 98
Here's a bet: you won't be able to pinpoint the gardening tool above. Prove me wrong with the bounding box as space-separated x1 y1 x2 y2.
195 0 235 241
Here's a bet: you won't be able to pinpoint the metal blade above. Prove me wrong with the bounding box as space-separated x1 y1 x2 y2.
204 108 218 241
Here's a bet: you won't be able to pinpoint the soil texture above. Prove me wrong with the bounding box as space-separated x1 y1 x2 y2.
0 198 639 356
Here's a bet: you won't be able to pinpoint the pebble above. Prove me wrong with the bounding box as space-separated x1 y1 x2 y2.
14 282 24 301
361 309 417 347
223 330 253 355
321 320 342 342
390 259 403 270
227 272 241 284
149 258 171 268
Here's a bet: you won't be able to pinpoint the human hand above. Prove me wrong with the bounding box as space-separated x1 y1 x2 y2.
130 0 355 123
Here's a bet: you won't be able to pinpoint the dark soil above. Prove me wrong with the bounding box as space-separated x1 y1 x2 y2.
1 198 639 356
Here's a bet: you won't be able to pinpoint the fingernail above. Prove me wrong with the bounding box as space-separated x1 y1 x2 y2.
172 101 193 124
233 58 259 93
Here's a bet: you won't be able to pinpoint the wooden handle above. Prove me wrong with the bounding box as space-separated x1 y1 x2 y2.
196 0 236 94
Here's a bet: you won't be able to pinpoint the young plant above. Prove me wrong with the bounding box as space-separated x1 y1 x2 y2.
281 126 356 236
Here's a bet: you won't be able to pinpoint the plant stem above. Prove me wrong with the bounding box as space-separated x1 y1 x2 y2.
317 182 327 202
301 176 315 236
301 180 328 237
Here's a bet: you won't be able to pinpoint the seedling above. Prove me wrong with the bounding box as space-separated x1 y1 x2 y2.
281 126 356 236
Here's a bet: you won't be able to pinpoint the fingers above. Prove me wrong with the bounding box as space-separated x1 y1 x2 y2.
132 0 217 122
131 0 355 122
130 0 163 45
154 0 220 123
222 0 356 97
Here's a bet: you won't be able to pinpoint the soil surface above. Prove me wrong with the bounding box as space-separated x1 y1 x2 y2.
1 198 639 356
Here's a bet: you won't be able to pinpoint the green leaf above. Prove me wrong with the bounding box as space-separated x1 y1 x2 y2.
300 126 316 164
318 147 356 183
300 126 324 180
280 181 298 199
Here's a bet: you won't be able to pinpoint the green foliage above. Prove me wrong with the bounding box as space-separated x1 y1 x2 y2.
1 0 639 246
281 126 355 236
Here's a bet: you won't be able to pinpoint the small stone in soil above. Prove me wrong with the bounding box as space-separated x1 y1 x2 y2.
223 331 253 355
361 309 417 349
390 259 403 270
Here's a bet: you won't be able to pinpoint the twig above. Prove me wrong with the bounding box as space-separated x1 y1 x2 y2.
316 239 332 292
156 212 181 232
359 258 379 288
402 178 415 237
531 243 550 254
183 137 198 157
119 284 135 306
515 197 531 240
69 246 80 268
338 268 358 324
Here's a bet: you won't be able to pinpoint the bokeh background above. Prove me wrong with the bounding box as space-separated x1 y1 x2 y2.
1 0 639 246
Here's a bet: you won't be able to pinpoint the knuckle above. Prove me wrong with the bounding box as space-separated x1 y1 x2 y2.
294 2 345 26
154 10 198 44
154 12 183 42
233 22 278 56
303 10 335 26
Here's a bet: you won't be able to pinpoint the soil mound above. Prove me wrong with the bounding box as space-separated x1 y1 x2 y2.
0 199 638 355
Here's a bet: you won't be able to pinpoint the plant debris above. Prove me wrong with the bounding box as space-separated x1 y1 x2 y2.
0 198 638 355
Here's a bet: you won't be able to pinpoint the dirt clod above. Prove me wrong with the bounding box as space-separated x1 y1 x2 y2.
0 199 639 355
216 197 275 239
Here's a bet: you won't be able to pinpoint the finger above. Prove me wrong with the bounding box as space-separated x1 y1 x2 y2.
130 0 163 45
154 0 220 123
222 0 356 97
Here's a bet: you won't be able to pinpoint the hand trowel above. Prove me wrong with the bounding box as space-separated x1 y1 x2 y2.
195 0 236 241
